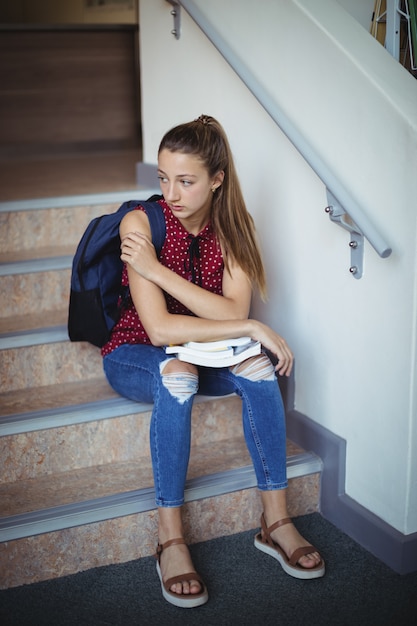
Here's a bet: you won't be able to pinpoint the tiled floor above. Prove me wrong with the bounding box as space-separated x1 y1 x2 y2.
0 149 144 202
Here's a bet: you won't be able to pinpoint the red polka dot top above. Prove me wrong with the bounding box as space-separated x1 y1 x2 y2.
101 199 224 356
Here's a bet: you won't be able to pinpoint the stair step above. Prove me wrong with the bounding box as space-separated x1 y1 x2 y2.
0 437 305 517
0 373 115 424
0 267 71 319
0 310 67 335
0 189 160 254
0 189 160 322
0 449 322 543
0 463 321 589
0 375 241 432
1 390 242 482
1 341 103 392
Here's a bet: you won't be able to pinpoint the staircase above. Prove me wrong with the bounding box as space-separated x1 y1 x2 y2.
0 191 323 590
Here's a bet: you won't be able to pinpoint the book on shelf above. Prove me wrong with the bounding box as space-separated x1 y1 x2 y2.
165 336 261 367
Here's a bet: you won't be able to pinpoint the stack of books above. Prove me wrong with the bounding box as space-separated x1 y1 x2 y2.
165 336 261 367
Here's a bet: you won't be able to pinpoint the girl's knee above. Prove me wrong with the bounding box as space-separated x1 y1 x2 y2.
160 358 199 403
161 358 198 376
230 353 276 382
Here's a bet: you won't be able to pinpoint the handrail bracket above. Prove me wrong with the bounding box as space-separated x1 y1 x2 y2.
166 0 181 39
325 190 364 279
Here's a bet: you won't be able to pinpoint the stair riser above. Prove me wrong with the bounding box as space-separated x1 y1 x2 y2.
0 204 117 253
0 396 242 483
0 270 71 318
0 475 320 589
1 342 103 392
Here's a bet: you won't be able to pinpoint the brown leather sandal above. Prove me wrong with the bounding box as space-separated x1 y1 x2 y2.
155 538 208 608
254 513 325 579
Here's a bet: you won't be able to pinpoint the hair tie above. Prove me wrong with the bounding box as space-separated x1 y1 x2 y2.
196 114 211 125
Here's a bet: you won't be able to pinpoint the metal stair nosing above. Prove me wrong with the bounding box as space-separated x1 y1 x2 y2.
0 326 69 350
0 256 73 276
0 396 154 437
0 452 323 543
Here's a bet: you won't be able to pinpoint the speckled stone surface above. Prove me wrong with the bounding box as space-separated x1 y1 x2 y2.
0 378 116 417
1 342 103 393
0 309 68 334
0 270 72 318
0 395 243 483
0 435 304 515
0 204 117 254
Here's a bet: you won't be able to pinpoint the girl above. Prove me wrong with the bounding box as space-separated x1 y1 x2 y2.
102 115 325 608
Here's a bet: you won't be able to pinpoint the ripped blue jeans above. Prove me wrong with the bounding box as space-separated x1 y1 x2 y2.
103 344 287 507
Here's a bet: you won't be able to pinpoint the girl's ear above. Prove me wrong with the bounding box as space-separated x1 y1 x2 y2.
211 170 225 192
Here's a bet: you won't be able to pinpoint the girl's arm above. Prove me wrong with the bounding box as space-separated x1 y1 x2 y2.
127 265 293 376
120 211 293 376
120 211 251 320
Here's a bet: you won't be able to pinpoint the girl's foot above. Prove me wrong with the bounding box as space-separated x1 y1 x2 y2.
267 516 322 568
157 538 203 595
254 514 325 579
155 538 208 608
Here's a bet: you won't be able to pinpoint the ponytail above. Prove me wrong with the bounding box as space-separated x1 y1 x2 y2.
158 115 267 300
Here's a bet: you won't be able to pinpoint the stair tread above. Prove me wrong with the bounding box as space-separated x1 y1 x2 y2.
0 378 116 418
0 309 68 334
0 438 305 519
0 245 74 265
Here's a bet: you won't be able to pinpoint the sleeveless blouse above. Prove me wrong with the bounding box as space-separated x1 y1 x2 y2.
101 199 224 356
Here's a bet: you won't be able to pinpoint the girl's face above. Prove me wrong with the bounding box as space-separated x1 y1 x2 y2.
157 149 223 231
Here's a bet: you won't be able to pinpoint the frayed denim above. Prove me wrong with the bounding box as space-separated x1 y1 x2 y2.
103 344 287 507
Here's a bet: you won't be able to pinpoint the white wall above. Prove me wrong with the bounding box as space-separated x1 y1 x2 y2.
336 0 374 28
139 0 417 536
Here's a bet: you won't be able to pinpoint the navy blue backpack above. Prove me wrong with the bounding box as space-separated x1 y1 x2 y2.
68 197 166 348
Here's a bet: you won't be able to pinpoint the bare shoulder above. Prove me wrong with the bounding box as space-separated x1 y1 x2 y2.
120 208 150 237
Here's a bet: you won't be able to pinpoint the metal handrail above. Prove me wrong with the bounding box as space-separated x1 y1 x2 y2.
165 0 392 276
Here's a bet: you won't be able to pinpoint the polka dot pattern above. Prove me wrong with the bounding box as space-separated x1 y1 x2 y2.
101 200 224 356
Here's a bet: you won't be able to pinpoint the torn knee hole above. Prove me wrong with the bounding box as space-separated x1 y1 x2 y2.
161 371 199 403
230 353 275 382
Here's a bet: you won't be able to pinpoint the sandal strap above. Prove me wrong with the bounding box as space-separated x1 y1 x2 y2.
288 545 318 567
163 571 204 593
155 539 206 596
260 513 292 545
155 537 186 559
260 513 320 568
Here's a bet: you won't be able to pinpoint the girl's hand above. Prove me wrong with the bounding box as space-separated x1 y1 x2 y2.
121 231 159 280
252 321 294 377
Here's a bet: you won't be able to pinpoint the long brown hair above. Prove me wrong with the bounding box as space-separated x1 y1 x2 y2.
158 114 267 299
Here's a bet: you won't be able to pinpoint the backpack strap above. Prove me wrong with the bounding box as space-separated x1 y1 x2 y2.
139 200 166 256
